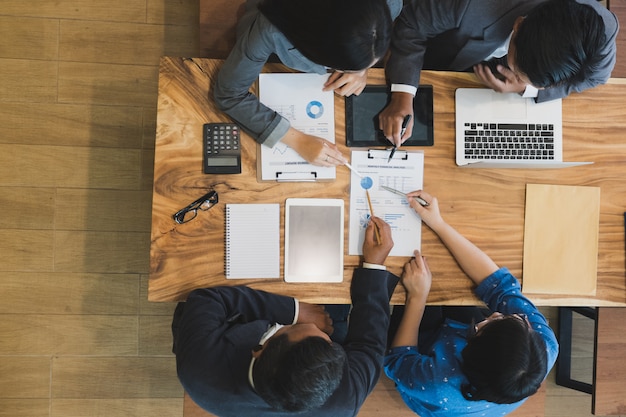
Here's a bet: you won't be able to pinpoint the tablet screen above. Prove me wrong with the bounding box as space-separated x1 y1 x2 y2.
345 85 434 147
284 198 344 283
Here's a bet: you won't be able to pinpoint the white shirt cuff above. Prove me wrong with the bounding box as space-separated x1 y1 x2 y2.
390 84 417 96
521 85 539 98
362 262 387 271
293 298 299 325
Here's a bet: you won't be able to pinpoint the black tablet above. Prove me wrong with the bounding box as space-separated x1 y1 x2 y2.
345 85 434 147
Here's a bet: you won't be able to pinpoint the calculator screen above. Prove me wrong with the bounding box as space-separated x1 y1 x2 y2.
207 157 239 166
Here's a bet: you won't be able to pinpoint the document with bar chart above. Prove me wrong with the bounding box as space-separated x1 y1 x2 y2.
348 149 424 256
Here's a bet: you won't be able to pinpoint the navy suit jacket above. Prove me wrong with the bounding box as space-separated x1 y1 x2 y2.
172 268 399 417
387 0 619 101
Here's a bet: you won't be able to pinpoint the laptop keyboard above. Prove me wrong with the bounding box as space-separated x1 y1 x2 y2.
463 123 555 160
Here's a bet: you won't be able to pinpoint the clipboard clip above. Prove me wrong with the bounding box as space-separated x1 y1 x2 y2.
276 171 318 182
367 149 408 160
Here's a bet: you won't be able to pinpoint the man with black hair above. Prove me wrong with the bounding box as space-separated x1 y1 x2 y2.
379 0 619 146
214 0 402 166
172 216 399 416
384 190 559 416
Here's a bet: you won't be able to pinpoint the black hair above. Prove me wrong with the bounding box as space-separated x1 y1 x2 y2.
253 333 347 412
460 317 548 404
258 0 393 70
514 0 606 88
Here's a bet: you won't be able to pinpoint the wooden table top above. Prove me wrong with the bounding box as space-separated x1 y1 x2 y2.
150 56 626 306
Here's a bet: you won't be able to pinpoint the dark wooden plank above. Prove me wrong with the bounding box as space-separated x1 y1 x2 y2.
593 307 626 415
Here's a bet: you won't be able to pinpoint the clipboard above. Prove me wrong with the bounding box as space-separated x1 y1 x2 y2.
257 73 336 182
256 144 333 182
348 149 424 257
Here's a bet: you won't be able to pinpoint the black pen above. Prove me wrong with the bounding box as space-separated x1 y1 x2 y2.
387 115 412 163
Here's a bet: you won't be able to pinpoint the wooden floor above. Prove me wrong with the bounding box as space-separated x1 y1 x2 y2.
0 1 623 416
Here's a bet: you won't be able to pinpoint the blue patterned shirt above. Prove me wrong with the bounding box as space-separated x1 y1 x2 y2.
384 268 559 416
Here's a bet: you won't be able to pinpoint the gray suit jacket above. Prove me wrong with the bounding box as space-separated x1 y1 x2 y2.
213 0 402 147
386 0 619 102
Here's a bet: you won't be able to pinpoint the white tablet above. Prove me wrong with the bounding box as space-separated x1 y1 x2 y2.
284 198 344 283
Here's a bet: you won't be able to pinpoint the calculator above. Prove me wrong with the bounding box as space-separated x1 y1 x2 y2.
203 123 242 174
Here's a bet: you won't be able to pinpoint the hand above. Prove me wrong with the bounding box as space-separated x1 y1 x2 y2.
298 302 334 335
473 63 527 94
401 250 432 300
405 190 444 230
280 127 347 166
362 216 394 265
378 92 415 147
323 70 368 97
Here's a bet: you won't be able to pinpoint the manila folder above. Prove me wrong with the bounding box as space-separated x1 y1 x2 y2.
522 184 600 295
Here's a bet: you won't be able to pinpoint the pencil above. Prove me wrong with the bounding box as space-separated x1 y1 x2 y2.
365 190 381 244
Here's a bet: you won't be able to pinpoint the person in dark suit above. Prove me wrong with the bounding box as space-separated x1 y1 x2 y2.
172 216 400 416
379 0 619 146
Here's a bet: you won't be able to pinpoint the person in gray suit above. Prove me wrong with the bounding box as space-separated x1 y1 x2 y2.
379 0 619 146
213 0 402 166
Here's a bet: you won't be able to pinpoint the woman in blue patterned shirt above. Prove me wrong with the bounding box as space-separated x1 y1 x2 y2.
385 190 559 416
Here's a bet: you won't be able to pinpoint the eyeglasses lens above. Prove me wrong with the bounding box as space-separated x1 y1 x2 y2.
198 197 216 211
173 191 218 224
176 209 198 224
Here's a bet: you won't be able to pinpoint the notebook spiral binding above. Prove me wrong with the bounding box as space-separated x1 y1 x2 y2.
224 205 231 277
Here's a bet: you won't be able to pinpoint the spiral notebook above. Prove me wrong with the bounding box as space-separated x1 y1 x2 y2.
225 204 280 279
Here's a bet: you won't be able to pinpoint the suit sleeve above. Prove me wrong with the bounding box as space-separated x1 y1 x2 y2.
341 268 399 409
386 0 470 88
212 9 290 146
172 286 296 356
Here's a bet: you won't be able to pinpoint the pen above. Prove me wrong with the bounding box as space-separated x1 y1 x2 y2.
400 114 412 136
365 190 381 244
380 185 429 207
344 162 363 178
387 115 412 163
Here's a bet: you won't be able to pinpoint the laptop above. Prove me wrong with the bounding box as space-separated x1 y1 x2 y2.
455 88 592 168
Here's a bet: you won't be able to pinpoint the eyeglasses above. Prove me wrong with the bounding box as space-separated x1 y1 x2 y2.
173 191 218 224
467 313 529 339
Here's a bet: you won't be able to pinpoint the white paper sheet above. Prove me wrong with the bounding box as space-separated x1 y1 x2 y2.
225 204 280 279
258 73 336 181
348 150 424 257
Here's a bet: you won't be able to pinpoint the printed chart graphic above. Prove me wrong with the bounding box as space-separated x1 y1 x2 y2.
348 150 425 257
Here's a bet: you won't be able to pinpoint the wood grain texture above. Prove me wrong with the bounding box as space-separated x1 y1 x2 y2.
51 357 183 399
0 102 144 148
150 57 626 307
0 357 51 398
198 0 245 58
0 272 140 315
593 307 626 415
0 0 147 22
51 399 183 417
510 384 546 417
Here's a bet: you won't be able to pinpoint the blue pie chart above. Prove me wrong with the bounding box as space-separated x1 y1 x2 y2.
360 176 373 190
306 100 324 119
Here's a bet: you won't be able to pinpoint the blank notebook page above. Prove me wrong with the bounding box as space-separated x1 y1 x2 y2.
225 204 280 279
